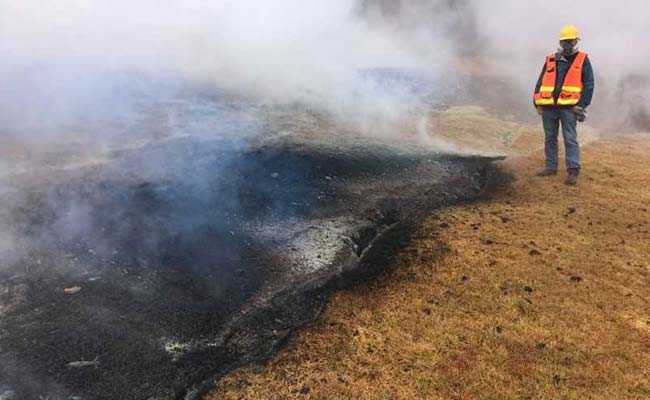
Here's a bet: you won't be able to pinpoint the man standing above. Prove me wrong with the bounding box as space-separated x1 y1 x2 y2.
533 25 595 185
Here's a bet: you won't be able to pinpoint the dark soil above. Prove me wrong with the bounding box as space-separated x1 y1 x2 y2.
0 134 503 400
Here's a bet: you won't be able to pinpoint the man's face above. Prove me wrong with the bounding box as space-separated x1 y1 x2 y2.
560 39 579 53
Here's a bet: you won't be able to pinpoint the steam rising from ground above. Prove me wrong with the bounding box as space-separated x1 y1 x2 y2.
475 1 650 78
473 0 650 130
0 0 450 143
2 1 650 139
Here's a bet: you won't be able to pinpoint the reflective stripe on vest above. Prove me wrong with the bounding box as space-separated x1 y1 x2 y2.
533 54 557 106
533 52 587 106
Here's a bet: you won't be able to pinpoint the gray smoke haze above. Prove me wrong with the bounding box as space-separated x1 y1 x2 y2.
2 1 648 258
475 0 649 78
2 0 649 149
358 0 650 131
0 0 450 144
472 0 650 131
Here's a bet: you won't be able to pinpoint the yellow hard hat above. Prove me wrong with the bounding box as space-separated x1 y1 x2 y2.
559 25 581 41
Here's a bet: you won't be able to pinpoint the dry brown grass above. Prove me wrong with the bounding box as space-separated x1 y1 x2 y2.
209 127 650 400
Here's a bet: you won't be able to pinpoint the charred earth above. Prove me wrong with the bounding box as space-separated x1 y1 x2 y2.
0 88 504 400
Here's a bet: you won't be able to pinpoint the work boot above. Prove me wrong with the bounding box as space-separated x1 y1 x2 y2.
536 168 557 177
564 169 579 185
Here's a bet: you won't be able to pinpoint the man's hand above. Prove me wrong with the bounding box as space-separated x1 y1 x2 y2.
536 106 544 116
573 106 587 122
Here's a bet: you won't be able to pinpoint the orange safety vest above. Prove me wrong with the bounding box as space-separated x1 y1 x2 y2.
533 51 587 106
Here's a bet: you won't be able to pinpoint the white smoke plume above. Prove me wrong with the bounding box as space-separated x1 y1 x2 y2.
0 0 453 140
1 0 648 157
0 1 469 279
472 0 650 131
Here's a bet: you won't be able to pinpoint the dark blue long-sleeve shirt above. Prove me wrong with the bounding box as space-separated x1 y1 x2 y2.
534 51 594 108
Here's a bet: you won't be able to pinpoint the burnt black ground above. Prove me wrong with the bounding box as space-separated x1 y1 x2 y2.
0 134 503 399
0 69 506 399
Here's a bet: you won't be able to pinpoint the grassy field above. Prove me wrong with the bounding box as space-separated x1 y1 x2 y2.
208 110 650 400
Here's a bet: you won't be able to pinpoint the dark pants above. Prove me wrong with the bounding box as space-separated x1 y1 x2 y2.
541 107 580 171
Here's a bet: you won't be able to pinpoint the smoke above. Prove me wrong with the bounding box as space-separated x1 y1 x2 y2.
0 0 458 149
2 0 649 152
473 0 649 77
1 0 648 251
471 0 650 131
2 0 647 265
